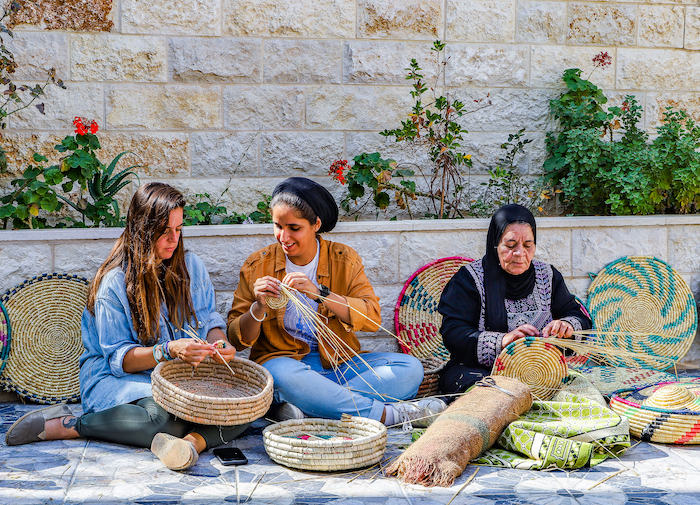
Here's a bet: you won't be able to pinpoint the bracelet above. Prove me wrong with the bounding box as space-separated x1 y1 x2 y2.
249 302 266 322
163 341 174 361
152 343 164 363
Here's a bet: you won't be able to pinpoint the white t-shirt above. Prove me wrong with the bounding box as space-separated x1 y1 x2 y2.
283 240 321 350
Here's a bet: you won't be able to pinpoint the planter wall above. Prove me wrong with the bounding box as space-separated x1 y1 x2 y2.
2 215 700 366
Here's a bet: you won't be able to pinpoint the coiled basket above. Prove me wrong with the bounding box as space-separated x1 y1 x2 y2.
152 357 273 426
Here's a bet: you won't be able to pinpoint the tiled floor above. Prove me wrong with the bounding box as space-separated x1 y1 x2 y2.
2 402 700 504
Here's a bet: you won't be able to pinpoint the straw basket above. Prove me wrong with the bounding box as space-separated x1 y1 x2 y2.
152 357 273 426
576 365 677 396
416 357 446 398
394 257 473 361
492 337 568 401
609 379 700 444
587 256 697 370
0 273 88 404
0 299 10 377
263 416 387 471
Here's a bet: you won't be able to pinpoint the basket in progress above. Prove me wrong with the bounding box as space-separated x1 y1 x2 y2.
492 337 568 401
609 379 700 444
587 256 697 370
263 416 387 471
0 273 88 404
395 256 473 361
152 357 273 426
416 357 446 398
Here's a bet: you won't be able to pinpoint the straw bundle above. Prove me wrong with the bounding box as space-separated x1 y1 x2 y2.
152 357 273 426
263 416 387 471
386 376 532 487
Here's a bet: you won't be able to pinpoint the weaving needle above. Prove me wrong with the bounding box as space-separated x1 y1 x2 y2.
183 326 236 376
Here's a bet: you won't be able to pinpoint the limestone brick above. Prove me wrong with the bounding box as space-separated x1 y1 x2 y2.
72 34 167 82
306 86 413 131
685 7 700 50
9 83 103 130
531 45 616 89
191 132 259 177
536 228 572 276
224 86 304 130
461 131 530 176
0 132 64 177
343 41 436 85
358 0 443 39
223 0 354 38
4 32 69 81
54 241 116 279
447 0 516 43
99 132 190 178
169 38 261 83
567 277 591 303
446 44 528 87
215 290 235 319
10 0 114 32
638 6 684 48
370 283 402 333
346 132 432 172
168 177 284 215
330 232 400 285
645 93 700 129
668 225 700 274
122 0 220 36
106 85 221 130
260 132 344 176
264 40 340 84
398 231 484 279
516 1 567 44
0 244 52 292
617 49 700 91
568 3 637 46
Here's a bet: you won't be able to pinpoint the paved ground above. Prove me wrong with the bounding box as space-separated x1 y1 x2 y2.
2 401 700 504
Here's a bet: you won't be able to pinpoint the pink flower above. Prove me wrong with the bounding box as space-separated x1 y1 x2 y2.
592 51 612 67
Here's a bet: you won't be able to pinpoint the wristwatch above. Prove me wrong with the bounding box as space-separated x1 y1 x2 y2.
153 344 164 363
315 284 330 304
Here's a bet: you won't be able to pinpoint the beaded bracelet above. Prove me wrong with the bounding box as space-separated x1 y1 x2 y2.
249 302 266 322
163 340 174 361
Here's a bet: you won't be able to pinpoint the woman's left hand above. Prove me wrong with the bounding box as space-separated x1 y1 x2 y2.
542 320 574 338
211 341 236 364
282 272 320 301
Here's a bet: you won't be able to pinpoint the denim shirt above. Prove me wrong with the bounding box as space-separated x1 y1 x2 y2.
79 253 225 414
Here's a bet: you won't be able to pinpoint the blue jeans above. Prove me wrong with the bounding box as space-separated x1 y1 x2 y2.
263 352 423 421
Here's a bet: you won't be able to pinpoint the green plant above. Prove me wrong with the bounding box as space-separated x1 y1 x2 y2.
183 192 272 226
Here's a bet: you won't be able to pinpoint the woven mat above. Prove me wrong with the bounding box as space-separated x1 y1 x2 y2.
587 255 697 370
576 365 678 396
0 273 89 404
0 299 9 377
395 257 473 361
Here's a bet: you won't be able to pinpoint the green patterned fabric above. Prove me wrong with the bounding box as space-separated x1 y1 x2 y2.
474 392 630 470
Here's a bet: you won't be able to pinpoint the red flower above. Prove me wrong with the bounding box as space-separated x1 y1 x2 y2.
592 51 612 67
73 116 99 136
90 121 98 134
329 159 349 185
621 101 630 112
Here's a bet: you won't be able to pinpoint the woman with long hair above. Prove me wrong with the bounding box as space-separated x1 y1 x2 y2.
5 183 248 471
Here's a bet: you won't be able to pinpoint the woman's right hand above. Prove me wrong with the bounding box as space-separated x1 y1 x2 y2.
502 324 539 348
252 275 281 306
168 338 216 366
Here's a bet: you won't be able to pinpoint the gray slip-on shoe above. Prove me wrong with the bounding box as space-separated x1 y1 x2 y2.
5 404 73 446
150 433 199 471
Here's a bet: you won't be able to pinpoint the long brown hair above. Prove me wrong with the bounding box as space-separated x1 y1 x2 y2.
87 182 197 345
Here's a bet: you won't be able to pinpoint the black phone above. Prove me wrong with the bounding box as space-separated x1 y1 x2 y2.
213 447 248 466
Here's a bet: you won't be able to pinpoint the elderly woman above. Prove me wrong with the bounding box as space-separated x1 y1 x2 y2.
438 204 591 395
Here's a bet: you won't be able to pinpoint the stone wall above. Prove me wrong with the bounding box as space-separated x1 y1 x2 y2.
2 215 700 366
1 0 698 217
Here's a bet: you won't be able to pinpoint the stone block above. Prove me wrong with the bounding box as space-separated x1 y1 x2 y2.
358 0 442 39
572 226 668 278
515 1 567 44
567 277 591 303
9 83 103 130
306 85 414 131
106 84 222 130
224 85 304 130
54 240 116 279
568 3 637 46
447 0 516 43
536 228 572 277
170 177 284 215
346 132 432 172
525 132 548 176
72 34 167 82
122 0 220 35
99 132 190 178
215 290 235 320
398 231 484 280
668 225 700 274
343 41 436 85
191 132 259 177
169 38 261 83
638 6 684 48
371 283 403 333
1 132 65 177
223 0 354 38
356 334 400 353
531 45 616 89
260 132 344 176
10 0 115 31
264 40 340 84
4 32 69 81
685 7 700 50
646 92 700 129
445 44 528 87
617 49 700 91
0 244 52 293
328 232 400 285
461 131 530 176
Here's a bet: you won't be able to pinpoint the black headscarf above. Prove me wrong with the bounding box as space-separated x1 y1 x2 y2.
271 177 339 233
483 204 537 332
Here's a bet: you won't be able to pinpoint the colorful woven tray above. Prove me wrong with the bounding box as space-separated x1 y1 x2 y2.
587 256 697 370
609 379 700 444
395 257 473 361
492 337 568 401
576 365 678 396
0 273 89 404
416 357 446 398
0 299 9 377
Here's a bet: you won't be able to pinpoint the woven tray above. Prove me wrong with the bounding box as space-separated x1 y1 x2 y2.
263 416 387 472
576 365 677 396
395 257 473 361
152 357 273 426
492 337 568 401
0 273 89 404
587 256 697 370
0 299 9 377
416 356 446 398
610 379 700 444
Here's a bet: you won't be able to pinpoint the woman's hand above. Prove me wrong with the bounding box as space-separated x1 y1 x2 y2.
211 341 236 364
168 338 216 366
502 324 539 348
252 275 281 307
542 320 574 339
282 272 319 301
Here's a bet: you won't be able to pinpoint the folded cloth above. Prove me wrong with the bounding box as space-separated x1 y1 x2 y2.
475 392 630 470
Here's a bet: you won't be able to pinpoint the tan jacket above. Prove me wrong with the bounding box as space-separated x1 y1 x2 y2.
227 237 381 368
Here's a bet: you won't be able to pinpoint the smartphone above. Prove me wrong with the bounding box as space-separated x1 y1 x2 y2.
213 447 248 466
